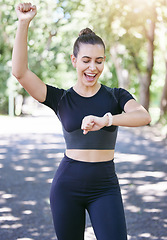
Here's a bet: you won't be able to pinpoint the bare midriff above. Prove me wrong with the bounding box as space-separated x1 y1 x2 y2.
65 149 115 162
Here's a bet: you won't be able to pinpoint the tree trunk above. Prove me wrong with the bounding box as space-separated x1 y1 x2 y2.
139 19 155 111
139 73 151 111
159 20 167 118
110 46 130 89
160 60 167 116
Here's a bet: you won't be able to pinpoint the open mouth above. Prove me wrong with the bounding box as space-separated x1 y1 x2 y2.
84 73 97 82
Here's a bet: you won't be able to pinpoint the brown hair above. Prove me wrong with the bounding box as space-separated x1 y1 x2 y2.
73 28 105 57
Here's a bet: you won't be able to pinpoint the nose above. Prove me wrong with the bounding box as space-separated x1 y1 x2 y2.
89 61 96 71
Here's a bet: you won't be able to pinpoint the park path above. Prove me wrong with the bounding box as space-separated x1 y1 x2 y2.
0 115 167 240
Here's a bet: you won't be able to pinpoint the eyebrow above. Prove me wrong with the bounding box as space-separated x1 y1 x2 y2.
82 56 104 60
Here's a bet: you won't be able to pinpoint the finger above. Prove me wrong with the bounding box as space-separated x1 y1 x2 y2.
81 121 86 130
18 2 31 12
17 3 23 11
81 123 93 131
24 3 32 12
88 121 94 126
31 5 37 11
81 119 94 129
17 3 27 12
83 129 89 135
86 123 94 130
84 121 94 128
20 3 26 12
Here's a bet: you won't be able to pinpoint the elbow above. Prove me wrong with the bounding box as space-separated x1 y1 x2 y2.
12 67 27 81
12 72 18 79
12 63 28 80
148 115 152 125
144 112 152 126
140 107 151 126
12 70 22 80
136 110 152 126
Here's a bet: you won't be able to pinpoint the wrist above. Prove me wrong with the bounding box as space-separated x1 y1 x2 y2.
18 19 31 26
104 112 113 126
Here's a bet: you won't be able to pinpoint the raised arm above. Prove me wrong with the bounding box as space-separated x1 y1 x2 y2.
12 2 46 102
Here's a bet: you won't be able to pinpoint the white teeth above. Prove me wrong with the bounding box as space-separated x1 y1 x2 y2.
86 73 96 77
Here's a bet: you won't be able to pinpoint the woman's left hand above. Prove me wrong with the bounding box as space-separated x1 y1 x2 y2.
81 115 108 135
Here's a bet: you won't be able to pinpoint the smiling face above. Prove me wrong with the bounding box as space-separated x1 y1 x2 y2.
71 44 106 89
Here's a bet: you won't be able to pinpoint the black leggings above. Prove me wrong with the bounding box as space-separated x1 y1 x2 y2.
50 155 127 240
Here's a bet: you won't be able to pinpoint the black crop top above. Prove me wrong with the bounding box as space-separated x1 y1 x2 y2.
41 84 135 149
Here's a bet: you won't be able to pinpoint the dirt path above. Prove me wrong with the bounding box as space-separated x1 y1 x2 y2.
0 116 167 240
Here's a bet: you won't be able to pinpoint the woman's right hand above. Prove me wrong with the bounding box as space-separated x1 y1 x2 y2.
16 2 37 23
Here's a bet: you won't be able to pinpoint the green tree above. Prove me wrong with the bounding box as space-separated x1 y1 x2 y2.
157 0 167 122
87 0 158 111
0 0 16 113
0 0 83 114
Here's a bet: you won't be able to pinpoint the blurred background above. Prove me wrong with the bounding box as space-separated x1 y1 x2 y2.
0 0 167 138
0 1 167 239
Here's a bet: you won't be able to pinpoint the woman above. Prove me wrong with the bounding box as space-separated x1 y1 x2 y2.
12 3 151 240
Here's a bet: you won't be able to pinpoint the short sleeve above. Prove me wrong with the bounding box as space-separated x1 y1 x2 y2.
114 88 135 111
40 84 65 114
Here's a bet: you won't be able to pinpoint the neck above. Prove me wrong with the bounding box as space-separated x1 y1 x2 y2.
73 82 101 97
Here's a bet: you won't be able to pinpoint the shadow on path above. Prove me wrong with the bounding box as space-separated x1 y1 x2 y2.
115 127 167 240
0 117 167 240
0 132 64 240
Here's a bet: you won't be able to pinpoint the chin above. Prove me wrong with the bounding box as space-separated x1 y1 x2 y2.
83 77 99 86
84 80 97 87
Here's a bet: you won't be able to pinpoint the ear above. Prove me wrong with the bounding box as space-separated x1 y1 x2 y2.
71 54 77 68
104 56 106 62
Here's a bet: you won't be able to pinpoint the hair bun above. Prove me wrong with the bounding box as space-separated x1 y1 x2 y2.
79 28 96 37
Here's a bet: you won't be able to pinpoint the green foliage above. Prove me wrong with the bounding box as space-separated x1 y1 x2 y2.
26 0 83 88
0 0 167 122
86 0 166 110
0 0 16 113
0 0 84 114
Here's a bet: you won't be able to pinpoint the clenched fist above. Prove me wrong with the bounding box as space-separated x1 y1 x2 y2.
16 2 37 22
81 115 109 135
